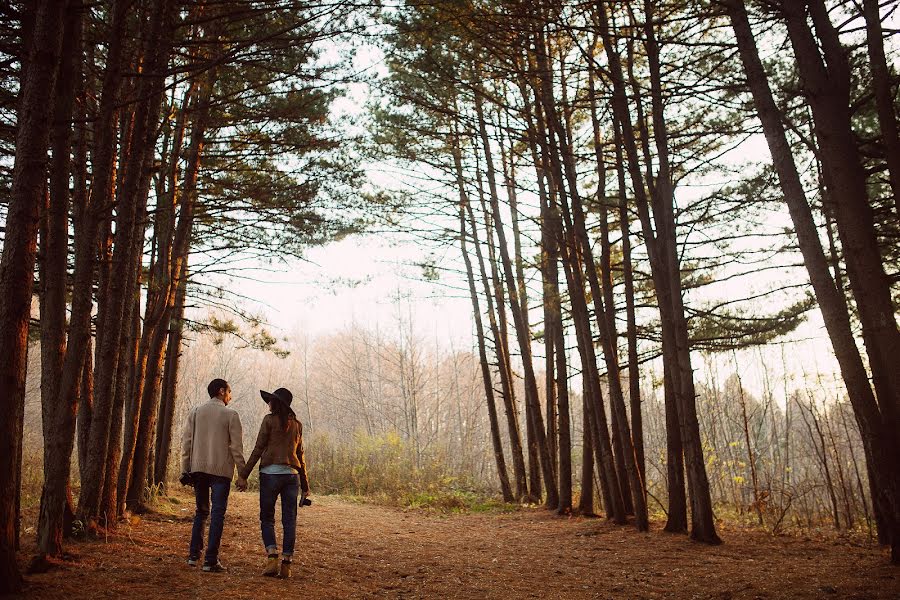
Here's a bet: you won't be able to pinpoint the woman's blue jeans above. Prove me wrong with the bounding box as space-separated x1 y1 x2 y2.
259 473 300 555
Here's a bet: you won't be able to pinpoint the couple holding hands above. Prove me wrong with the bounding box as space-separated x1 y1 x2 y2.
180 378 309 578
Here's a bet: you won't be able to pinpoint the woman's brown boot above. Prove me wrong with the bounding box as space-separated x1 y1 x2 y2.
278 559 292 579
262 554 279 577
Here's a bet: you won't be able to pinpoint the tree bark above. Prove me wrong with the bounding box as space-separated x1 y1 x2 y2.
153 259 188 488
37 1 81 558
615 123 646 487
785 0 900 421
474 79 560 505
861 0 900 217
0 0 68 590
515 62 571 513
578 387 597 517
127 74 212 511
526 35 628 524
501 134 545 503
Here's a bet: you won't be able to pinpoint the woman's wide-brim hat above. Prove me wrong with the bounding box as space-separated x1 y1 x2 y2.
260 387 293 407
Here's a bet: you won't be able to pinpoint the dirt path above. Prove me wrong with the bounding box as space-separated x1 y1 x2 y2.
13 492 900 599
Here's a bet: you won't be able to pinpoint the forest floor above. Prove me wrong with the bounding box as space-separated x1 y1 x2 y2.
11 491 900 600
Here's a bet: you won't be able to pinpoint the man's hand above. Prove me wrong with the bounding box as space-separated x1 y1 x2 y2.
300 490 311 507
236 477 248 491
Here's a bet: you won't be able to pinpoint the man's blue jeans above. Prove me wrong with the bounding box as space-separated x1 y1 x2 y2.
189 473 232 564
259 473 300 555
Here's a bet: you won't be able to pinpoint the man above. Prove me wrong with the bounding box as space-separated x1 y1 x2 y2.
181 378 247 572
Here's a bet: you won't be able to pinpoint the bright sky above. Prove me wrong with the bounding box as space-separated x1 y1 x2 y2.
229 233 477 346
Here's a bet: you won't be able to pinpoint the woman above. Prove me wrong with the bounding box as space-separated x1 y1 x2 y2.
238 387 310 578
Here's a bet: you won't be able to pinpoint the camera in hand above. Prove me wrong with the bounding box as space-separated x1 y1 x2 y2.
300 497 312 507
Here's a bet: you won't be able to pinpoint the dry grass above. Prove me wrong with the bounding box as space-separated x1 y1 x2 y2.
11 489 900 599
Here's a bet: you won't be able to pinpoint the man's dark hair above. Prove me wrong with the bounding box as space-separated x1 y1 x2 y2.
208 378 228 398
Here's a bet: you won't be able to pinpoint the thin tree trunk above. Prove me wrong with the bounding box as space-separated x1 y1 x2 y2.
153 260 188 488
640 0 718 543
616 127 645 487
74 0 130 522
473 79 558 507
523 52 623 521
128 75 211 511
578 387 597 517
516 63 571 513
77 339 94 485
733 352 763 526
454 131 514 502
610 8 692 535
501 133 544 503
595 0 718 541
467 164 528 500
801 401 841 530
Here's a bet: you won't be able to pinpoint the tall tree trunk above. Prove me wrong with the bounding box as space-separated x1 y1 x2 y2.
640 0 719 543
0 0 68 590
502 141 544 504
37 2 82 558
74 0 128 522
106 262 142 521
594 0 718 541
785 1 900 429
552 166 622 521
516 63 571 513
861 0 900 217
127 77 211 511
619 42 688 534
615 125 646 487
77 339 94 485
585 54 647 528
729 0 900 561
116 95 186 511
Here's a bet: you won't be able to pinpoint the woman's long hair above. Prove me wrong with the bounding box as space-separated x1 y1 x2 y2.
270 399 296 431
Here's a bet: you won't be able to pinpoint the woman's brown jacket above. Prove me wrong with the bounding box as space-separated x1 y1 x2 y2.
240 413 309 492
